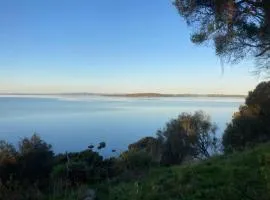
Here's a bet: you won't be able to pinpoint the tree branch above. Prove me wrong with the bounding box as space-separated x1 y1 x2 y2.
256 46 270 57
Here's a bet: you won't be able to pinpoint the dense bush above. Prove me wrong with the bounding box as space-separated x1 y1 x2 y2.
223 81 270 152
128 137 162 163
18 134 54 184
52 149 106 184
0 134 54 187
157 111 218 165
128 137 158 152
120 150 153 170
127 111 218 166
0 134 54 199
0 141 18 184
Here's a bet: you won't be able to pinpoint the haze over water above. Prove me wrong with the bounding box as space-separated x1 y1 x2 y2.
0 95 243 156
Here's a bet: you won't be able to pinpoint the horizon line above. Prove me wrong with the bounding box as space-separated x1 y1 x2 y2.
0 92 247 97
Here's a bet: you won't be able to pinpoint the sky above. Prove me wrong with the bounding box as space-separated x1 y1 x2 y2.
0 0 262 95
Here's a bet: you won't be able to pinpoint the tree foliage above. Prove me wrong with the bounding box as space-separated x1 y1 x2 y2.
223 81 270 152
120 150 153 170
174 0 270 74
0 141 17 165
18 134 54 183
0 134 54 187
128 137 158 152
128 137 162 162
0 141 18 183
157 111 217 165
53 149 104 184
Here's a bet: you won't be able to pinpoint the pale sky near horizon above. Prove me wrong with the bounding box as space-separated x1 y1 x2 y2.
0 0 262 95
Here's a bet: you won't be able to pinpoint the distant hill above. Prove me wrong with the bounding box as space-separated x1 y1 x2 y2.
101 93 246 98
102 93 172 97
0 93 246 98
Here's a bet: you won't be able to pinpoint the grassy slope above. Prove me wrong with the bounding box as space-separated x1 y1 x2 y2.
96 143 270 200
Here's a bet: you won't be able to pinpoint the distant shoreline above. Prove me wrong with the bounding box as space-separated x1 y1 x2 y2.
0 93 246 98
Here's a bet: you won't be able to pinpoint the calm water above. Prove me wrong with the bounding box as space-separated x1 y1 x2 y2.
0 95 244 156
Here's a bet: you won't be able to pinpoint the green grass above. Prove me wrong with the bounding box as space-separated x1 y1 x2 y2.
94 143 270 200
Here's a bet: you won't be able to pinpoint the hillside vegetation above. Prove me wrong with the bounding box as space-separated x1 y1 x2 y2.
97 142 270 200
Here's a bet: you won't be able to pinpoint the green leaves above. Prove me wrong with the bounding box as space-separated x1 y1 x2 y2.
174 0 270 74
157 111 218 165
223 81 270 152
191 33 208 44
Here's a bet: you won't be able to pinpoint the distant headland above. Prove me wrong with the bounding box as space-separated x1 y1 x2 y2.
100 93 245 98
0 92 246 98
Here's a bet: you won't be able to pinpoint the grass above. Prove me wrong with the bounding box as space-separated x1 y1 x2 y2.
92 143 270 200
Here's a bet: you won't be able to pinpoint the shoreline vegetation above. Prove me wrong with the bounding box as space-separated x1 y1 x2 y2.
0 92 246 98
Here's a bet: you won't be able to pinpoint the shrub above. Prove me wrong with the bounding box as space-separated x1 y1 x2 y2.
18 134 54 185
53 149 108 184
223 81 270 152
120 150 153 170
128 137 162 163
0 141 18 184
157 111 218 165
51 164 67 181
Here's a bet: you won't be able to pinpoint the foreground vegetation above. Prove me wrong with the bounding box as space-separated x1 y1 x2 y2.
0 81 269 200
97 142 270 200
2 136 270 200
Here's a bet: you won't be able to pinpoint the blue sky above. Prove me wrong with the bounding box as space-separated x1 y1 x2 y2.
0 0 261 94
